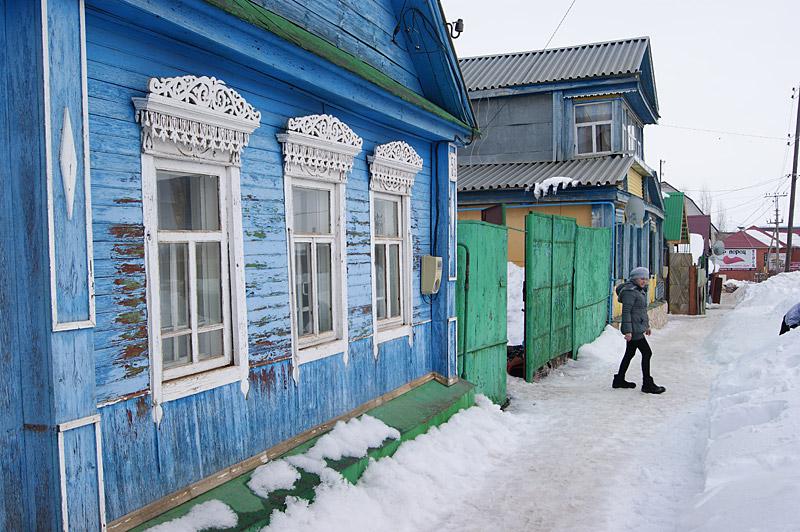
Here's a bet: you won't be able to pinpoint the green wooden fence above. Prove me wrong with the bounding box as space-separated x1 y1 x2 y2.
524 213 612 381
573 226 613 350
456 221 508 405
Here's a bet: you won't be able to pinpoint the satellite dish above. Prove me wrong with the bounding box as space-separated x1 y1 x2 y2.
625 196 645 227
712 240 725 256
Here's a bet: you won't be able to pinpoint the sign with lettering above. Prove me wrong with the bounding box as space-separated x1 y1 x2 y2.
719 248 756 270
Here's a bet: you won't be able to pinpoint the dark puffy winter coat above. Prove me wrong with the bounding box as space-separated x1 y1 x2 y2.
616 281 649 340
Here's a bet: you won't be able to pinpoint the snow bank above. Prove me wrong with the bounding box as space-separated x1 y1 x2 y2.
507 262 524 345
248 461 301 499
684 272 800 531
528 176 580 199
248 415 399 499
146 500 237 532
263 396 518 532
575 325 627 363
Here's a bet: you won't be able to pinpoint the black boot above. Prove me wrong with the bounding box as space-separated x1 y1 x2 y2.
612 374 636 389
641 377 666 394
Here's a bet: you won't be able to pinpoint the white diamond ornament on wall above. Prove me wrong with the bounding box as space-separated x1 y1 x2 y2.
59 107 78 220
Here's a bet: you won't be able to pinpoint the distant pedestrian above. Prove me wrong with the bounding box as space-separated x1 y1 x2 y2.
613 267 666 394
780 302 800 335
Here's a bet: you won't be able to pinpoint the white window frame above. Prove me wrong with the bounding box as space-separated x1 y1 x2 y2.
367 141 423 354
371 191 413 344
287 178 345 355
277 114 363 372
623 104 643 158
142 156 250 410
574 101 613 156
133 75 259 423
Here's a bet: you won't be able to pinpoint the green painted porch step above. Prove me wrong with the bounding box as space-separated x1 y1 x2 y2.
133 379 474 531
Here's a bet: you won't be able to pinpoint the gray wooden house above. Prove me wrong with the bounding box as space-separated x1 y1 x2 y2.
456 37 667 319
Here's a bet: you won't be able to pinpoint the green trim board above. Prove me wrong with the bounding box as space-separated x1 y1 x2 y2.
204 0 476 133
132 379 475 531
663 192 689 243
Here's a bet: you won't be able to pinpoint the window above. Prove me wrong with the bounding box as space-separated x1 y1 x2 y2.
291 183 340 347
367 141 422 350
134 74 258 418
623 108 643 158
156 169 232 379
373 195 404 327
277 114 363 367
575 102 612 155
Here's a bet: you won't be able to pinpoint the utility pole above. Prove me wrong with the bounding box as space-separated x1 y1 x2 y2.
767 192 787 273
659 159 665 182
784 86 800 272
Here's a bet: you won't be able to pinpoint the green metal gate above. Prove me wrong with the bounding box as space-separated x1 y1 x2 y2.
524 213 611 381
456 221 508 405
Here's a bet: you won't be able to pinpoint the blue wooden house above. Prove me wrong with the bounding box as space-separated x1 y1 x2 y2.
0 0 476 529
456 37 667 317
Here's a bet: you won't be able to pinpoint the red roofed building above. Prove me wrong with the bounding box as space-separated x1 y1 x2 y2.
719 226 800 281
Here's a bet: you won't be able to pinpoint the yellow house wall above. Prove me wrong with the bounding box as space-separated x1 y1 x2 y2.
627 168 644 198
506 205 592 266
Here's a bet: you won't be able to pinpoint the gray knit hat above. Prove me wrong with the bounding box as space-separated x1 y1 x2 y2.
629 267 650 280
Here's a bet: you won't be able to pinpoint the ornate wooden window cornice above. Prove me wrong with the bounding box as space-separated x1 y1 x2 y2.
132 75 261 166
277 114 363 184
368 141 423 196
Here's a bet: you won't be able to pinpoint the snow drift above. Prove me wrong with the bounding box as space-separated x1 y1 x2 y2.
684 272 800 531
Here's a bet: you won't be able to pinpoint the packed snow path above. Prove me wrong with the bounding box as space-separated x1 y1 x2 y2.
258 305 732 532
436 310 727 532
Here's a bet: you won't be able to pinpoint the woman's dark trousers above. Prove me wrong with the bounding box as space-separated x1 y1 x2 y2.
618 338 652 380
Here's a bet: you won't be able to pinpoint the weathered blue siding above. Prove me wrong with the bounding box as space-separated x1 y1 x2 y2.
85 5 449 520
254 0 423 95
0 2 26 528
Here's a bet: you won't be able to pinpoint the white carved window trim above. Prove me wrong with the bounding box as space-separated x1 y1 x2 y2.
133 75 259 423
368 141 423 355
277 115 362 375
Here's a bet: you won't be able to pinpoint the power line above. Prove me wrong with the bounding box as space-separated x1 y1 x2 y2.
658 123 792 141
680 176 785 195
543 0 577 49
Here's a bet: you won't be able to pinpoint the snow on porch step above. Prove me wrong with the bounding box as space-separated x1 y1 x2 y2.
133 379 475 531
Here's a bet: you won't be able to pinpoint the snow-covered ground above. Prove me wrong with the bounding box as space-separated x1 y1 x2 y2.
682 272 800 531
261 307 729 531
155 274 800 532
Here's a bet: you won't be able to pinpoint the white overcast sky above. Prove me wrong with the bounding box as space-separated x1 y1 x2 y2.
441 0 800 230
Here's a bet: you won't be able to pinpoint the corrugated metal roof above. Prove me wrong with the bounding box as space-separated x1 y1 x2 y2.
459 37 650 92
663 192 688 243
458 155 634 191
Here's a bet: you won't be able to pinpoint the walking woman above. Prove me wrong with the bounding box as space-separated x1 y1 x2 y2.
612 267 666 394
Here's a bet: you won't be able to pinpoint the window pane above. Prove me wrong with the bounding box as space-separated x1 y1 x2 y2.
317 243 333 333
374 198 399 238
159 243 190 333
575 102 612 123
375 244 387 320
163 333 191 369
294 242 313 336
576 126 593 154
293 187 330 235
198 328 224 361
157 172 220 231
596 124 612 152
388 244 401 319
196 242 223 328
